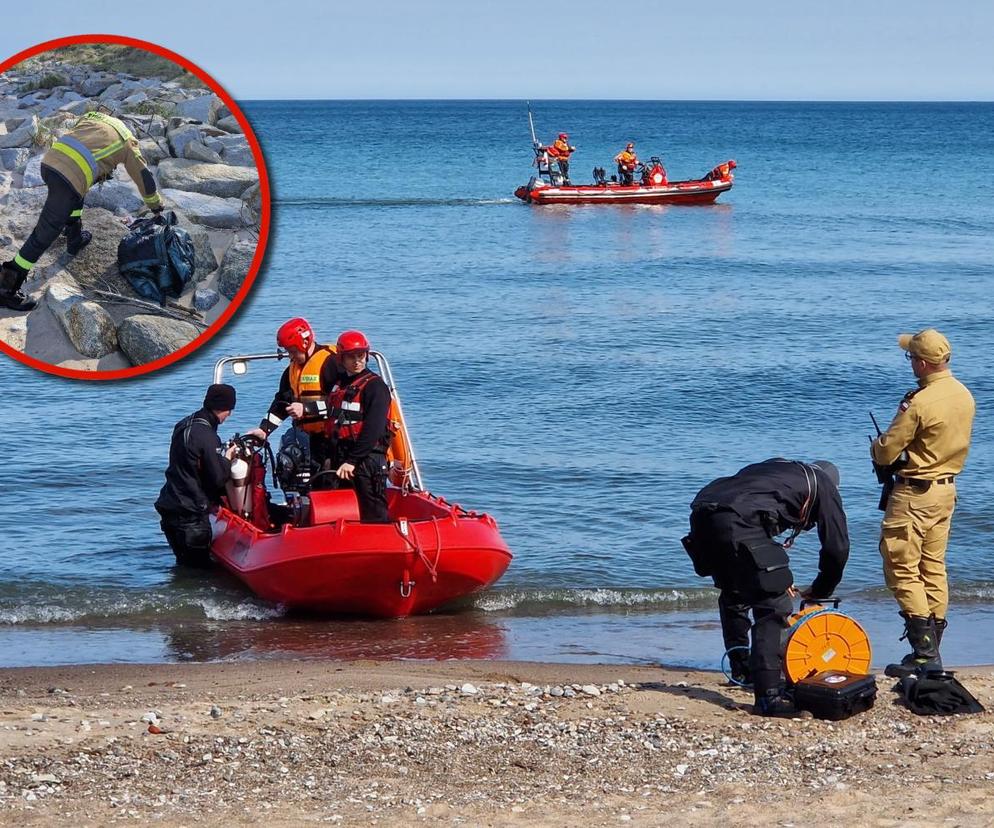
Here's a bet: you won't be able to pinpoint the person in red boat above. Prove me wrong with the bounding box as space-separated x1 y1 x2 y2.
248 317 339 474
547 132 576 183
326 330 393 523
704 159 737 181
614 142 638 185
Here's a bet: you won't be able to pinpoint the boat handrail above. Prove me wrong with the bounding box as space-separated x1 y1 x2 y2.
212 349 426 492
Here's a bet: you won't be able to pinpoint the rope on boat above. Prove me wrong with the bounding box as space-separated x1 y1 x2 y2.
394 518 443 584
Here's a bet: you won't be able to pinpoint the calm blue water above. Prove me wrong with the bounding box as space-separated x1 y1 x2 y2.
1 101 992 668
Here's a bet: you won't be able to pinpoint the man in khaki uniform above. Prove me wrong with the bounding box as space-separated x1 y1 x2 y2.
0 110 162 312
871 329 975 677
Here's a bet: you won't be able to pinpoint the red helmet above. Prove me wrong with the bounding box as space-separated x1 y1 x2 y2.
337 329 370 354
728 159 737 168
276 317 313 351
559 132 568 139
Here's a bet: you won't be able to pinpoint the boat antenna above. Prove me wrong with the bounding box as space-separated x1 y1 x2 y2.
527 101 540 149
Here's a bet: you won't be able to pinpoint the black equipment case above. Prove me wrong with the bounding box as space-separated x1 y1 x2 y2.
792 671 877 721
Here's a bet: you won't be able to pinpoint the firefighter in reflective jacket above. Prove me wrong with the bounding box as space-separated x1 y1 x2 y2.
249 317 339 474
614 143 638 185
0 110 163 312
326 330 392 523
547 132 576 183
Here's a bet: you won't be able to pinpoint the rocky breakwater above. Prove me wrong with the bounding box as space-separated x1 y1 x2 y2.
0 57 263 370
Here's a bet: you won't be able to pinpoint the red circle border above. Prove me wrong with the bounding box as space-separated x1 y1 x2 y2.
0 33 272 381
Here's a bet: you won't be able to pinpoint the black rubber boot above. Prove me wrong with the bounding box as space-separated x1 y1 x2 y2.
0 261 36 312
65 226 92 256
885 615 941 678
728 650 753 688
753 687 797 718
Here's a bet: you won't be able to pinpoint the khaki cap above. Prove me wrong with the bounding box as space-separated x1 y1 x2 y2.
898 328 951 364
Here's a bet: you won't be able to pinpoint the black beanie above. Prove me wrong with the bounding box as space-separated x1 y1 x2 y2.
204 383 236 412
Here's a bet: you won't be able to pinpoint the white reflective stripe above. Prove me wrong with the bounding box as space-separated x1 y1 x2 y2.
266 412 283 426
314 401 328 414
342 401 361 412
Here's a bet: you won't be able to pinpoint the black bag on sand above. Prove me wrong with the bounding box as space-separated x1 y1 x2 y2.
117 210 195 305
896 671 985 716
792 671 877 720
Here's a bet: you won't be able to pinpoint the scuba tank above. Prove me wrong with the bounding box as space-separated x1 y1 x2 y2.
225 456 250 517
782 599 872 685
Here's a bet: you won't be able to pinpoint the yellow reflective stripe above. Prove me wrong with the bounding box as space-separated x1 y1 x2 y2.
83 111 134 141
70 208 83 218
14 253 35 271
92 139 125 160
142 193 161 205
50 142 94 189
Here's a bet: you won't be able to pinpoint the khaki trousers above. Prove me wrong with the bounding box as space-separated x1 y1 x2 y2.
879 481 956 618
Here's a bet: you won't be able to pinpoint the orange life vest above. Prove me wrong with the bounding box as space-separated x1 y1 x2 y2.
615 150 637 171
552 138 573 158
289 345 336 434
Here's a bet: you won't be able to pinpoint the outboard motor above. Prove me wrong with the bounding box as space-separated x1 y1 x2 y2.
647 156 667 186
592 167 607 186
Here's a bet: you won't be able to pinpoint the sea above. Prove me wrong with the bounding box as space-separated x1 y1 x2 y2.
0 100 992 671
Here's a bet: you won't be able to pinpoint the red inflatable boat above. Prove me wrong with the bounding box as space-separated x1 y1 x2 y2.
514 173 733 205
208 350 512 618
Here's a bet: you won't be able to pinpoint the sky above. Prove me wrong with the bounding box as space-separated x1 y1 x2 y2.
1 0 993 101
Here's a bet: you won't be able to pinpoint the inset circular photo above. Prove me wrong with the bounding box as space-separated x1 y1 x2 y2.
0 35 270 379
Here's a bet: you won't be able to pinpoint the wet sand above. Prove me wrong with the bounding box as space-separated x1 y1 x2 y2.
1 659 993 826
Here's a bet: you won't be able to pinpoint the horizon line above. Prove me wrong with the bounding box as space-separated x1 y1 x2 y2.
236 97 994 104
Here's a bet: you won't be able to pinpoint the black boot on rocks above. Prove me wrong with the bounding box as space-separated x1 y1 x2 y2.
885 614 942 679
65 226 92 256
728 650 753 689
0 261 36 312
754 687 797 718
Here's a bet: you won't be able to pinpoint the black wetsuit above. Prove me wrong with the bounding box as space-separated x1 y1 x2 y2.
686 459 850 698
329 368 392 523
154 409 231 567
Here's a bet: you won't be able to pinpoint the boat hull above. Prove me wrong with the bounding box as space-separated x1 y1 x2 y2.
210 489 512 618
514 177 732 205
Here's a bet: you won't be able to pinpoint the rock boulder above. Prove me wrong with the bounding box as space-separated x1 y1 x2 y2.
216 239 257 300
166 123 203 159
0 115 38 149
183 141 223 164
175 94 222 124
160 188 246 229
117 314 200 365
66 300 118 357
156 158 258 199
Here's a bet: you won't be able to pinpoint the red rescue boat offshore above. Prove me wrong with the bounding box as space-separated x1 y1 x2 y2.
514 105 735 206
209 348 512 618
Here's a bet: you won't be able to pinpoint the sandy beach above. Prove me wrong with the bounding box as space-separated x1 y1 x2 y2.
1 659 992 826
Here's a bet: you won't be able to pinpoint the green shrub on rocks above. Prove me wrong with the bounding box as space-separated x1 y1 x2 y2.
20 73 67 92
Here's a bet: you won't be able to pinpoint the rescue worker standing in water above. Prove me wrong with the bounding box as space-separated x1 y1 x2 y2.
872 329 975 678
155 384 239 567
547 132 576 183
249 318 339 474
326 330 392 523
683 459 850 716
0 110 162 312
614 142 638 185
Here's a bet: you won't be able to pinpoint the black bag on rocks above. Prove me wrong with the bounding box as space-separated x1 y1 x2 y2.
896 671 985 716
117 210 195 305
